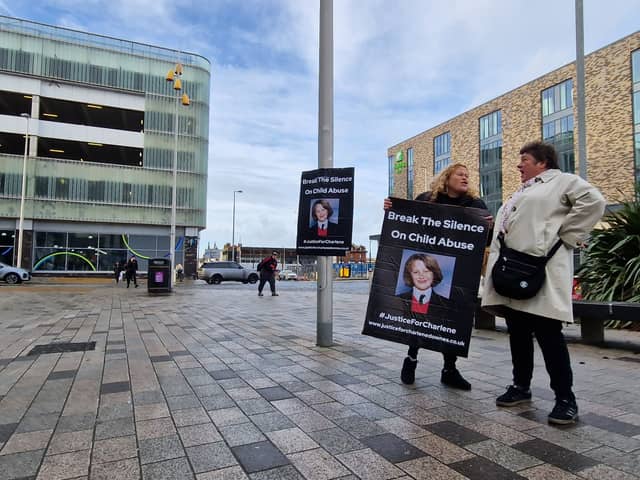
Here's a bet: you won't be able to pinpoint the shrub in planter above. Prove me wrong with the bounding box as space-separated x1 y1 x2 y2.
576 198 640 328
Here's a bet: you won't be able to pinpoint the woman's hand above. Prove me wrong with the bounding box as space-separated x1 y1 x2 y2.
383 198 392 210
483 215 494 230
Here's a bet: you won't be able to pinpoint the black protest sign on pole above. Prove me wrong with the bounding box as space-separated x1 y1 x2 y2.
296 167 354 256
362 198 489 357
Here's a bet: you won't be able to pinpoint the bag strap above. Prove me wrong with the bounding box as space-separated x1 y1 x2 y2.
498 232 564 263
545 239 564 260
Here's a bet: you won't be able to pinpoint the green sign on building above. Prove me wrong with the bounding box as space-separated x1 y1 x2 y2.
394 150 406 173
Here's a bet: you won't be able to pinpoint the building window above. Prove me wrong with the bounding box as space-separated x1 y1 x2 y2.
32 231 184 272
633 49 640 197
88 180 105 202
434 132 451 174
55 177 70 200
0 173 20 197
35 176 49 198
541 80 574 172
0 230 16 265
388 154 394 196
407 147 414 200
479 110 503 216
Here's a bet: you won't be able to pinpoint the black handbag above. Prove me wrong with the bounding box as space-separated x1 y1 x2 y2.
491 233 564 300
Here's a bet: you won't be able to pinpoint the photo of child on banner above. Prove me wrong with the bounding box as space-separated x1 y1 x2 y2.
296 167 354 256
363 198 489 357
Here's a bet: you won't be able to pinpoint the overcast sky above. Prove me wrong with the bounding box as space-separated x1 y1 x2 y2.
2 0 638 256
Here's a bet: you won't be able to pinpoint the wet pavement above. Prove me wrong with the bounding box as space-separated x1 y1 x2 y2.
0 279 639 479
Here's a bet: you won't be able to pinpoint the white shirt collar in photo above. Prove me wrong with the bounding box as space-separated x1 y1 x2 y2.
412 287 432 304
318 222 327 229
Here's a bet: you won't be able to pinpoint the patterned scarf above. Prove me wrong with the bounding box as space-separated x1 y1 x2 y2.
500 177 538 234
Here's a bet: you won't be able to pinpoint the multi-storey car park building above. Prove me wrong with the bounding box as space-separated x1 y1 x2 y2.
388 31 640 216
0 16 210 277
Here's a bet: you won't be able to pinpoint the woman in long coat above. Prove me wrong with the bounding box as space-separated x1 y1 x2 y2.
482 141 605 425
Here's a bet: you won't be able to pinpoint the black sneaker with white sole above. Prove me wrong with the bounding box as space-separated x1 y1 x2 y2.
496 385 532 406
548 398 579 425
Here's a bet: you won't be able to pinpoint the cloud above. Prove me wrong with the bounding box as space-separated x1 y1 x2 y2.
0 1 13 16
6 0 640 258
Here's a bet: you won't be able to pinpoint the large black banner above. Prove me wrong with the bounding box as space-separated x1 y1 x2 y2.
296 167 354 256
362 198 489 357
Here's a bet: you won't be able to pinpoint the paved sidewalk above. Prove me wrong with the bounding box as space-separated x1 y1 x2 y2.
0 281 639 480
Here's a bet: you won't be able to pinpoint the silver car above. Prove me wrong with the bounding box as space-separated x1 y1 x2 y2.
0 262 32 284
197 261 259 285
278 270 298 281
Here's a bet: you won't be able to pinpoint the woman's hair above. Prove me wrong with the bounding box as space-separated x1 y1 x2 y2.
403 253 443 287
519 141 559 169
311 199 334 220
428 162 478 201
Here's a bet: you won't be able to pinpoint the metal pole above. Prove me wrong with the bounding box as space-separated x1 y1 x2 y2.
16 113 30 268
232 190 242 262
232 192 236 262
575 0 587 180
170 93 178 289
317 0 333 347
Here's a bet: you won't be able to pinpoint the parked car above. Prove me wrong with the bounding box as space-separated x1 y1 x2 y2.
0 262 31 284
278 269 298 281
197 261 259 285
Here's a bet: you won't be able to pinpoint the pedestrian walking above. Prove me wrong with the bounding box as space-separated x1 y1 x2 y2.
257 251 279 296
482 141 605 424
175 263 184 282
125 256 139 288
113 261 123 284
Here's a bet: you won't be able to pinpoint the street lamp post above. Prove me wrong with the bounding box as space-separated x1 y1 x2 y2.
16 113 30 268
317 0 334 346
165 63 190 288
231 190 242 262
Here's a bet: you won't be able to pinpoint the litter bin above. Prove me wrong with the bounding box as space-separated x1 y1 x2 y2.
148 257 171 294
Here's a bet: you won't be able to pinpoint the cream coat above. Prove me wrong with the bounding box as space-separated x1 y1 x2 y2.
481 169 606 322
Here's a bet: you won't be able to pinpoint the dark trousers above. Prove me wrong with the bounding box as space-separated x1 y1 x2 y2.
258 274 275 294
505 311 574 399
126 272 137 287
407 345 457 370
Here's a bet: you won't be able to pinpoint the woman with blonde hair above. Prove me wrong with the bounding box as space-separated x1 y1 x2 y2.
384 162 492 388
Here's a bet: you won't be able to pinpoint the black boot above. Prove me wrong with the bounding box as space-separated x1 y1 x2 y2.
441 368 471 390
401 357 417 385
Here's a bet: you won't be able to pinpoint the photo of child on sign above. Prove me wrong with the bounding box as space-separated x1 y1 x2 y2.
307 198 345 239
396 250 456 318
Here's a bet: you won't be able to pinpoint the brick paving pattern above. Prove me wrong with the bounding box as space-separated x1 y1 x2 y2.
0 280 639 479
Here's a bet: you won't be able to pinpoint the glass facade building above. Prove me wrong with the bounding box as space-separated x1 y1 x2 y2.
434 132 451 175
541 79 575 172
389 32 639 217
0 16 211 274
479 110 503 215
406 147 414 200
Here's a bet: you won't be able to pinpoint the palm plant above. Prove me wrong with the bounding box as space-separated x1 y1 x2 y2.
576 198 640 327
